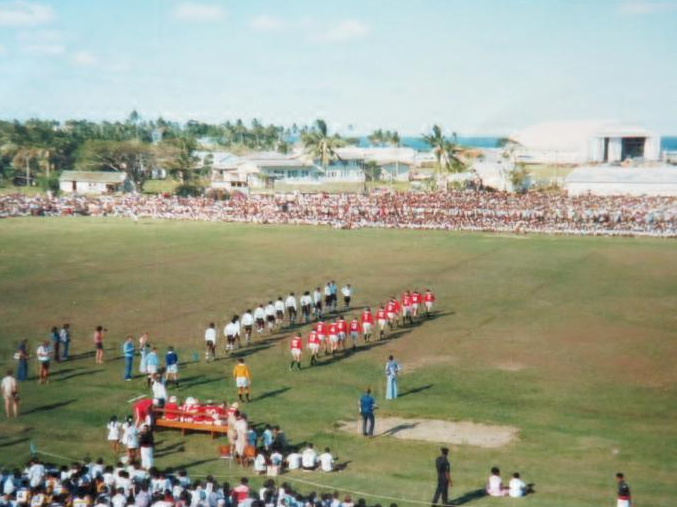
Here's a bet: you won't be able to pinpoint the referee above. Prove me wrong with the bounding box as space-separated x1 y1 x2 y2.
432 447 451 506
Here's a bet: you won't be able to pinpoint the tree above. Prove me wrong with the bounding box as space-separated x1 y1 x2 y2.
302 119 344 172
423 125 465 187
76 140 155 189
156 137 200 184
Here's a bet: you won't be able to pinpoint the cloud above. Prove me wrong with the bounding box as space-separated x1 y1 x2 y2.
249 14 283 31
324 19 369 41
23 43 64 56
173 2 225 22
618 1 677 14
72 50 97 66
0 1 54 27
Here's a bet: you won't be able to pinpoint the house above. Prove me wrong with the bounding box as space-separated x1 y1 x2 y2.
326 147 419 182
508 121 661 165
565 164 677 196
59 171 129 194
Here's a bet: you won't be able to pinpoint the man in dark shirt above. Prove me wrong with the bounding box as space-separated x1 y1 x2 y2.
432 447 451 506
616 473 631 507
359 388 377 437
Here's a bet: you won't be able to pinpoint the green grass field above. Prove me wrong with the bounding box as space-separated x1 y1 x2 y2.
1 218 676 507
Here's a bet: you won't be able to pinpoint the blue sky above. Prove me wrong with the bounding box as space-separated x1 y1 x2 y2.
0 0 676 135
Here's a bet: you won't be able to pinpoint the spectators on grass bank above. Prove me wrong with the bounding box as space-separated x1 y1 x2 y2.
1 191 676 238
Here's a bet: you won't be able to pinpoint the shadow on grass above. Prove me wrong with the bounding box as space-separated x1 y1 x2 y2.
168 457 219 471
23 399 77 415
398 384 433 398
449 488 486 506
382 422 419 436
0 437 30 448
256 387 291 401
155 441 186 458
178 376 223 392
54 369 103 382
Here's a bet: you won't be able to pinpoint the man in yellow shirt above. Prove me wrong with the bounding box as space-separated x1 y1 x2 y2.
232 357 252 402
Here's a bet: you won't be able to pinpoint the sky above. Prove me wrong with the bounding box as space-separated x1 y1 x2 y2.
0 0 676 136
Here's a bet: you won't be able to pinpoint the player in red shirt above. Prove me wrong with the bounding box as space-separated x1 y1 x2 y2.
376 305 388 340
163 396 179 421
336 317 347 351
348 317 361 350
401 291 413 326
423 288 436 317
361 308 374 342
289 333 303 371
386 299 397 331
411 289 422 319
316 320 328 355
307 330 321 365
133 398 155 427
328 321 339 355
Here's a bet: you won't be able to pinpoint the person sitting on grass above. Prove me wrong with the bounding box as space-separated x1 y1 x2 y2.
486 467 509 497
508 472 527 498
318 448 335 473
253 450 268 475
301 443 318 471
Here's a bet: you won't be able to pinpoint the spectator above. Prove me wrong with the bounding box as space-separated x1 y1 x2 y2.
318 448 335 473
15 340 29 382
2 369 19 418
301 444 317 471
59 324 71 361
50 327 61 363
486 467 508 497
359 388 376 437
36 341 52 384
509 472 526 498
122 336 135 381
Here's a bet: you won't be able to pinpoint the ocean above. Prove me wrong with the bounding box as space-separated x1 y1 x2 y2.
358 136 677 152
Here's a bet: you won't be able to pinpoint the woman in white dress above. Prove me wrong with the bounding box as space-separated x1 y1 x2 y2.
107 415 121 455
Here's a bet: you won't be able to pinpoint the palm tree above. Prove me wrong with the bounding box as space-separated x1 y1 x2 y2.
301 119 344 174
423 125 465 187
389 131 401 183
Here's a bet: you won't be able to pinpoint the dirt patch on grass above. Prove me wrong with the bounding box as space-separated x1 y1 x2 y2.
492 361 526 372
338 417 518 448
407 355 458 371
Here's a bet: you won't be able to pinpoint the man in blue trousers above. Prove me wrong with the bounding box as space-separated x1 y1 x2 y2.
122 335 135 381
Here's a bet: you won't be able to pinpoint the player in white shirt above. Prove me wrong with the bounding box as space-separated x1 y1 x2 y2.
300 291 313 324
204 323 217 361
107 415 121 454
318 448 335 472
508 472 526 497
254 305 266 334
233 315 242 348
241 310 254 344
486 467 508 496
286 452 302 470
274 298 285 328
341 284 352 309
301 443 317 470
224 317 238 353
265 302 276 333
313 288 323 319
285 293 297 326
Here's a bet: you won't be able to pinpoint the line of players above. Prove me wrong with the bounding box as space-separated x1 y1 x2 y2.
204 282 353 361
289 288 436 369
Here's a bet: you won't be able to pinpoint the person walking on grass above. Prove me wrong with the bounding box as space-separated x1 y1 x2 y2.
385 355 401 400
232 357 252 403
165 346 179 387
59 323 71 361
289 333 302 371
36 341 52 384
432 447 451 507
94 325 106 364
2 369 19 418
50 326 60 363
15 340 29 381
107 415 121 454
205 322 217 361
122 336 135 381
616 473 631 507
358 388 376 437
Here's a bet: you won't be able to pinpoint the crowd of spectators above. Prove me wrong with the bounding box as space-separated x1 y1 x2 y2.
0 458 367 507
1 190 676 237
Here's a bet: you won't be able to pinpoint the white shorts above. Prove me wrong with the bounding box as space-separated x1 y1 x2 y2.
291 348 301 357
617 501 630 507
309 343 320 352
166 364 178 374
236 377 249 388
425 301 433 310
329 334 338 343
378 319 387 329
318 334 326 342
412 303 419 310
338 332 346 341
362 323 372 333
403 306 411 315
146 365 158 375
350 331 359 340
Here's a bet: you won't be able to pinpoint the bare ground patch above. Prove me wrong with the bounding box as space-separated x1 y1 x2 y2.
492 360 526 372
338 417 518 448
406 355 458 372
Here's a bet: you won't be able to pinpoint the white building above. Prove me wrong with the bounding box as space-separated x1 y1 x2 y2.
59 171 128 194
508 121 661 165
327 146 420 182
565 165 677 196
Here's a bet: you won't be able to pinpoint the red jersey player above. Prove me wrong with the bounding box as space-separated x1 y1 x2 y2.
411 289 422 318
328 321 339 354
316 320 328 355
361 307 374 342
401 291 413 325
336 317 347 350
423 288 436 317
348 317 361 350
376 305 388 340
307 329 320 365
289 333 302 371
386 299 397 330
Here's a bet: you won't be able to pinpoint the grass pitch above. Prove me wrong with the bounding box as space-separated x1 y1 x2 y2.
0 218 676 507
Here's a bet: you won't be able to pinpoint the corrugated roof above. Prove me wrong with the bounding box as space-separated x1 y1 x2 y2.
59 171 126 183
